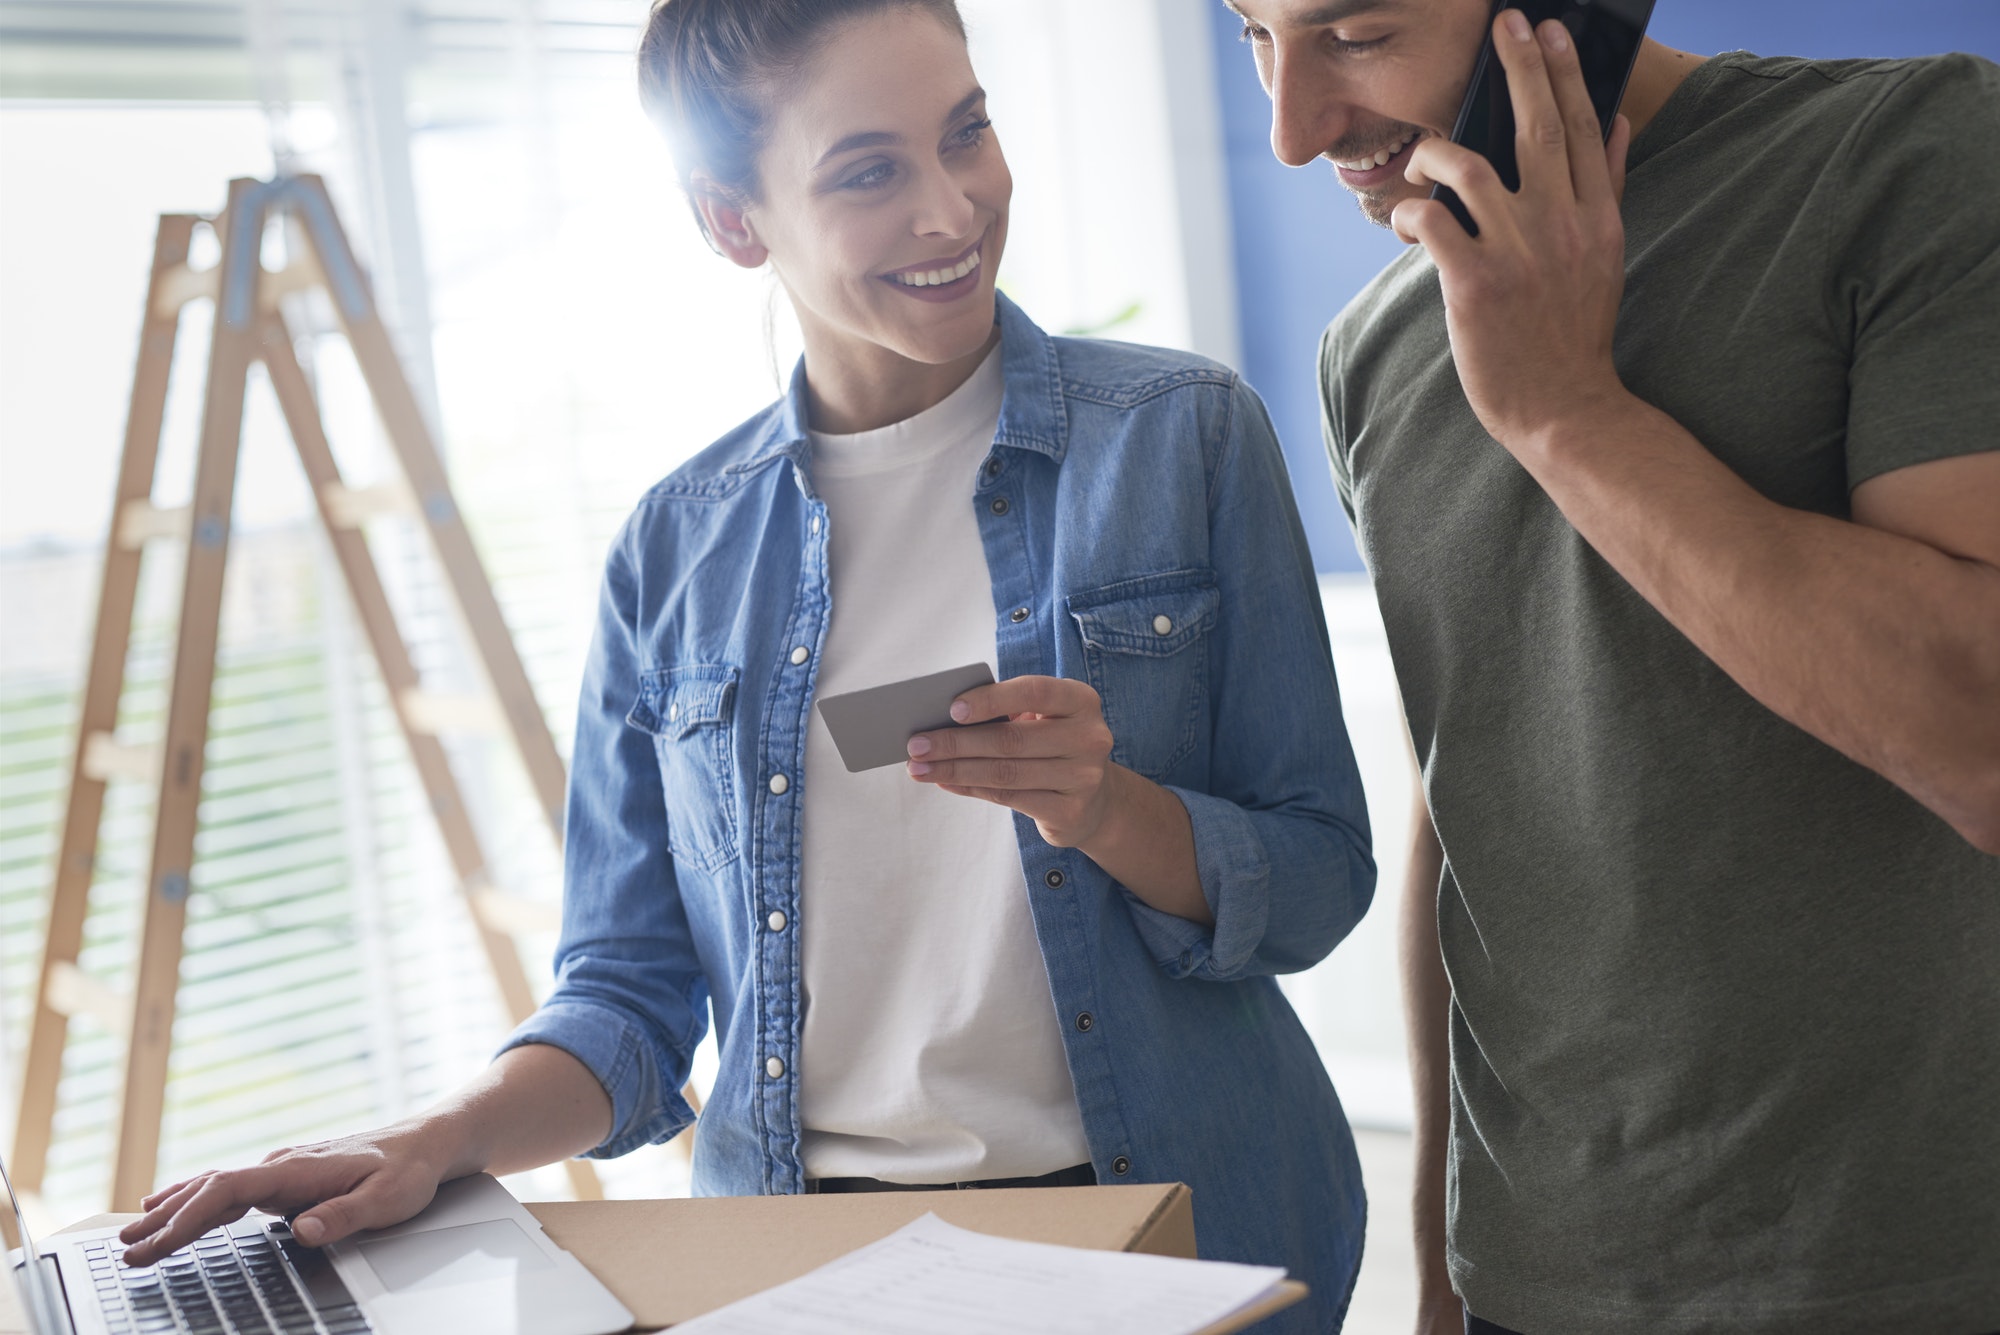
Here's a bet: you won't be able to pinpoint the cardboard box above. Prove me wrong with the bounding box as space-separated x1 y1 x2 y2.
5 1186 1303 1334
527 1183 1302 1331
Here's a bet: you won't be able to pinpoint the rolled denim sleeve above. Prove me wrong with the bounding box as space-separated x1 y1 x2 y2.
1120 378 1376 981
496 515 708 1157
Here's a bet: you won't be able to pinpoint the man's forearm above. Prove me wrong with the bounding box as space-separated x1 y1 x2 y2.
1516 397 2000 851
1399 786 1461 1330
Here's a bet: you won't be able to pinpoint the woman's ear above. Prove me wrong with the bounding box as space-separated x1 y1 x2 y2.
692 177 768 270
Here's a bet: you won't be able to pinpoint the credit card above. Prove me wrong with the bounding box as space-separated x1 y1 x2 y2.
815 662 997 773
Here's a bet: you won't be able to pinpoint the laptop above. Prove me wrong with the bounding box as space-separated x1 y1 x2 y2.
4 1151 633 1335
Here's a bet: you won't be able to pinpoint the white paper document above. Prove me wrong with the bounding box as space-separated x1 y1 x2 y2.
669 1212 1291 1335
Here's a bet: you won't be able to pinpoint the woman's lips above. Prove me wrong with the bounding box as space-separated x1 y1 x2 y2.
881 242 984 304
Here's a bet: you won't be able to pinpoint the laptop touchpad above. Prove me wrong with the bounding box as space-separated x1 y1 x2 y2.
356 1219 554 1294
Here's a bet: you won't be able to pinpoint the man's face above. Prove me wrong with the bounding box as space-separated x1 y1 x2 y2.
1229 0 1492 228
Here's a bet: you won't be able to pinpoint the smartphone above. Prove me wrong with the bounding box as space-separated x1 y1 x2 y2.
1434 0 1657 235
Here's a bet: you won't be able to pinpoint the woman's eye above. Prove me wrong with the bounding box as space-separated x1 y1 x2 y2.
842 162 895 190
951 116 992 149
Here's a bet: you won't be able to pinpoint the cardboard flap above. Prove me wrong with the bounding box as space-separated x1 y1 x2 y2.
526 1184 1197 1330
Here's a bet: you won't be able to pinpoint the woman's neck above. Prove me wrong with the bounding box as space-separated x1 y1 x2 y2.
800 321 1002 435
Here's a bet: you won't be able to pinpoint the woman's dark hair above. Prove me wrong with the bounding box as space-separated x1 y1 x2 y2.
638 0 968 240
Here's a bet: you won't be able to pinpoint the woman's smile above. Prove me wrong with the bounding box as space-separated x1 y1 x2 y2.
881 236 985 302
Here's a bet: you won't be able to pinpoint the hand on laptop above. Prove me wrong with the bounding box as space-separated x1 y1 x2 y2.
117 1124 450 1267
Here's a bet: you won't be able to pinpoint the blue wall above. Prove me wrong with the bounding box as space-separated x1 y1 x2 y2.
1209 1 2000 573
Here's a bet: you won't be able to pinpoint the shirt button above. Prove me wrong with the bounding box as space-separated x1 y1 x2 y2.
810 515 821 535
983 457 1002 479
766 1057 785 1079
1009 607 1030 624
989 497 1010 516
668 703 680 722
790 646 810 666
768 910 787 932
769 773 790 795
1152 614 1173 636
1075 1012 1093 1032
1111 1155 1131 1176
1044 869 1065 889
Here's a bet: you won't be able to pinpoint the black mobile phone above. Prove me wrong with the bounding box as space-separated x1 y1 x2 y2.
1434 0 1657 235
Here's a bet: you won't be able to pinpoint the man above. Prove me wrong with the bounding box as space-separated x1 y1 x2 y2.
1226 2 2000 1332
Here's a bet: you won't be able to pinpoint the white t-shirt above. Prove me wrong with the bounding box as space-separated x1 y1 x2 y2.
798 346 1091 1184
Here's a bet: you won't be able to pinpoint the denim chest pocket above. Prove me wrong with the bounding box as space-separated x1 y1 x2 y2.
628 664 740 873
1066 571 1219 780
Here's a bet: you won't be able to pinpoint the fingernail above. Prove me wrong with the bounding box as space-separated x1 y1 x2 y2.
1504 9 1531 40
907 760 933 777
906 735 932 757
1542 19 1569 52
295 1218 324 1246
949 701 970 723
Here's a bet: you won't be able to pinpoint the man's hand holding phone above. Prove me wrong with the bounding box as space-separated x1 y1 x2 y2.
1392 9 1647 462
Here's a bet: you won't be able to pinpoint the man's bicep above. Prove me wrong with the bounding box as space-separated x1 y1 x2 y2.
1851 450 2000 569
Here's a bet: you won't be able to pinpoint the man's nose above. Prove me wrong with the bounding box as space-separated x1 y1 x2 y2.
1267 42 1339 169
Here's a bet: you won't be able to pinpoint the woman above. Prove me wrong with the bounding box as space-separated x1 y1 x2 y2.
120 1 1376 1328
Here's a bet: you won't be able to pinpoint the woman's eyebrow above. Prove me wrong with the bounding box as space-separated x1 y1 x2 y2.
812 88 987 169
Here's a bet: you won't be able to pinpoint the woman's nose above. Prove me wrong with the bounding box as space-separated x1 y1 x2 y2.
912 163 979 237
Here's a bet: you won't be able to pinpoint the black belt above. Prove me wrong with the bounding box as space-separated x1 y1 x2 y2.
807 1162 1097 1194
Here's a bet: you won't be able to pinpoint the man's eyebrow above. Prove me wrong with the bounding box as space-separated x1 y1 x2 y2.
813 88 987 169
1225 0 1401 24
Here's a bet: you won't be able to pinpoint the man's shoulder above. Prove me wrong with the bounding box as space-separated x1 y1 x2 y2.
1318 247 1448 441
1661 50 1999 155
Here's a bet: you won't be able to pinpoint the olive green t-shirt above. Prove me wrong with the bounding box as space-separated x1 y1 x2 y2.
1320 52 2000 1335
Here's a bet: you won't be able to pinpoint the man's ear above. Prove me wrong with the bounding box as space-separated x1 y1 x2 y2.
692 177 768 270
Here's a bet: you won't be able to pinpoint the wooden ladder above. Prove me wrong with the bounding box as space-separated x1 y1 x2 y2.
9 175 604 1210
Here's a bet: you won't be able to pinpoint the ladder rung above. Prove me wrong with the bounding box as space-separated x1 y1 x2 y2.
320 479 414 529
115 501 191 550
472 886 562 937
152 262 219 316
257 253 323 309
82 731 161 784
45 962 131 1038
398 689 505 736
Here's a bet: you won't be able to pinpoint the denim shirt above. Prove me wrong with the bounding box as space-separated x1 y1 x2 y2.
504 295 1375 1332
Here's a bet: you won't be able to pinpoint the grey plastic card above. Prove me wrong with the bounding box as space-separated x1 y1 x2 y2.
815 662 996 773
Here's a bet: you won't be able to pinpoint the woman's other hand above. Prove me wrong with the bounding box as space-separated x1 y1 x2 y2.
116 1123 449 1266
907 676 1210 924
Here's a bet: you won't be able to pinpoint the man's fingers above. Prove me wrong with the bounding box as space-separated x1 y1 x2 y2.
1537 17 1615 208
1390 197 1485 269
1491 9 1574 206
1606 114 1632 204
121 1179 207 1251
1404 139 1518 248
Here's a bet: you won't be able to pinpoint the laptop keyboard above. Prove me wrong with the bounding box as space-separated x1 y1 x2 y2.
77 1223 372 1335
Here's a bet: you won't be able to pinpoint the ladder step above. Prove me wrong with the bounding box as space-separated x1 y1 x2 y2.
81 732 161 784
472 886 562 937
151 262 219 317
398 689 505 736
45 962 131 1038
115 501 191 550
320 479 414 528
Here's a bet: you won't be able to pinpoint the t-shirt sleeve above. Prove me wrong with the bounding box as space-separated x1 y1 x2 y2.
1317 321 1360 524
1835 53 2000 489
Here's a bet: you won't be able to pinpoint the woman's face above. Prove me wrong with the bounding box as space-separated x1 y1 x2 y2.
729 10 1010 368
